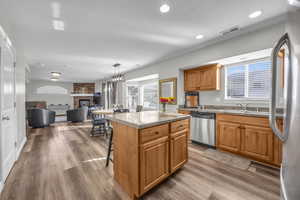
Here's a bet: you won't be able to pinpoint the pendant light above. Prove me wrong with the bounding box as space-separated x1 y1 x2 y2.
112 63 123 82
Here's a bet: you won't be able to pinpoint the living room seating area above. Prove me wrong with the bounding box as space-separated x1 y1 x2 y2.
27 109 56 128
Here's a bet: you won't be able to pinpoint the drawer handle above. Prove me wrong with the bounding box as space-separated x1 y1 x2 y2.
154 131 159 135
178 125 184 128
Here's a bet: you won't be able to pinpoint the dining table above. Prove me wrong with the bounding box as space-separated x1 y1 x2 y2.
92 109 114 115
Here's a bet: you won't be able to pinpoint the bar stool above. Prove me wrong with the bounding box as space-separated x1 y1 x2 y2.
106 109 129 167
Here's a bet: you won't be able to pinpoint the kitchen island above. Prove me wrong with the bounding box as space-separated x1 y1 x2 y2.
106 111 190 199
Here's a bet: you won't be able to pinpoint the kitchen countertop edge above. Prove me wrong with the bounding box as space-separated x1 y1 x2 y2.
178 108 283 118
106 112 191 129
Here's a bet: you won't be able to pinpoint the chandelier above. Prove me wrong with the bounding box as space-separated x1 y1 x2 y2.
112 63 124 82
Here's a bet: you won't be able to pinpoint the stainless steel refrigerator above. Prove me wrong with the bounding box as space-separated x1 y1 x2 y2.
269 5 300 200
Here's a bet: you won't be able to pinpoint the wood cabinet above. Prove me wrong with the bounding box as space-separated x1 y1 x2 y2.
113 118 190 199
241 125 273 162
199 67 219 90
140 137 169 194
184 64 221 91
216 114 282 166
184 70 201 91
178 109 191 115
140 124 169 144
217 121 241 153
170 130 188 173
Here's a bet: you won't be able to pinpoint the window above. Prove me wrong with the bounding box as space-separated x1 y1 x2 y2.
225 59 271 100
141 82 158 110
127 85 139 109
126 76 159 110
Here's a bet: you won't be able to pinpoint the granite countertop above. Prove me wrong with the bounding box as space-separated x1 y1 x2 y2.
106 111 190 129
179 107 283 118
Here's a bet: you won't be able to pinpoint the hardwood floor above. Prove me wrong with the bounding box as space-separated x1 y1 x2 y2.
0 122 280 200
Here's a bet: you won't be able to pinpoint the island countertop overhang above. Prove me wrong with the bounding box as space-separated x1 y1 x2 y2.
106 111 190 129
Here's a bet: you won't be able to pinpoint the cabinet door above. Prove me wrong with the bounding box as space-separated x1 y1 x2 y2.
140 137 169 194
170 130 188 173
184 70 200 91
217 121 241 152
241 125 274 162
199 68 216 90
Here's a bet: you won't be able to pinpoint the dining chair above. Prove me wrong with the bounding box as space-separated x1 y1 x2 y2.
136 105 143 112
90 113 107 136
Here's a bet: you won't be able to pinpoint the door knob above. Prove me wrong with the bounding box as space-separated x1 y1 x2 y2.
2 116 10 121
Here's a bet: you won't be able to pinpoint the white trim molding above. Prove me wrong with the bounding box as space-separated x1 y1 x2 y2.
0 138 27 195
16 137 27 159
0 181 3 195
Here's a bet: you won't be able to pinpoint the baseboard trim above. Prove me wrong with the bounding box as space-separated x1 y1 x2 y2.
16 137 27 159
0 137 27 196
0 181 3 194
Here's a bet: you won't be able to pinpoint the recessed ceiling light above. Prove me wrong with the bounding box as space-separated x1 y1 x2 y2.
288 0 300 7
50 77 59 81
249 10 262 19
160 4 170 13
51 72 61 77
51 2 61 19
195 34 204 39
52 20 65 31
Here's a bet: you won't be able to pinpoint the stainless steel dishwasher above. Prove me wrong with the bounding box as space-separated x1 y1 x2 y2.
190 111 216 147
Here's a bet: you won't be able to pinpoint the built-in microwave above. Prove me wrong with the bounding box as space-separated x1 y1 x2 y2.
185 92 199 108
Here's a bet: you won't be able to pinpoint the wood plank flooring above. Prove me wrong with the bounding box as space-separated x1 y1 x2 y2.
0 122 280 200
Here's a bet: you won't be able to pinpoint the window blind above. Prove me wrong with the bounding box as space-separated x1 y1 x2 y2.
226 65 245 98
248 61 271 98
225 60 271 99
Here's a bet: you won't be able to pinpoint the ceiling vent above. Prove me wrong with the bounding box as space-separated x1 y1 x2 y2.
220 26 240 37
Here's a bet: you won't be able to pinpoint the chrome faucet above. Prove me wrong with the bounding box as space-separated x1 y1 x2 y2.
237 103 243 110
237 103 249 112
244 103 249 111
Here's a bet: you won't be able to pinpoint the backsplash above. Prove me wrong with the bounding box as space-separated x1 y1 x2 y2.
179 104 284 114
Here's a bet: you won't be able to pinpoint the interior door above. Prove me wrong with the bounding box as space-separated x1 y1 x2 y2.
0 35 17 182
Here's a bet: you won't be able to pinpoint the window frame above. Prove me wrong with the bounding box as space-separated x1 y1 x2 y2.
140 81 159 110
224 57 271 101
125 79 159 111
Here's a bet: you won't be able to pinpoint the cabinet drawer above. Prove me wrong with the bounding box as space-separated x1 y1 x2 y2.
140 124 169 144
171 119 189 133
178 110 191 115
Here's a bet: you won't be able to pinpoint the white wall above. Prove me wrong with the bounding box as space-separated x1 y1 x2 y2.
26 80 73 109
123 21 286 110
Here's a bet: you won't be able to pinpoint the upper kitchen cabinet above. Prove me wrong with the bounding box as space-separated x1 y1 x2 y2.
184 70 201 91
184 64 221 91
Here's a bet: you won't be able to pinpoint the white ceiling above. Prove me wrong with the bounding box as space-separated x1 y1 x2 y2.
0 0 290 82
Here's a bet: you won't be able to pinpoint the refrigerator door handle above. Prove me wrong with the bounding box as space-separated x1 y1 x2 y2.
269 33 292 142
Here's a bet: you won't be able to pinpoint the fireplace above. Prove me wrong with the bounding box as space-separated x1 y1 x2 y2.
79 99 91 107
